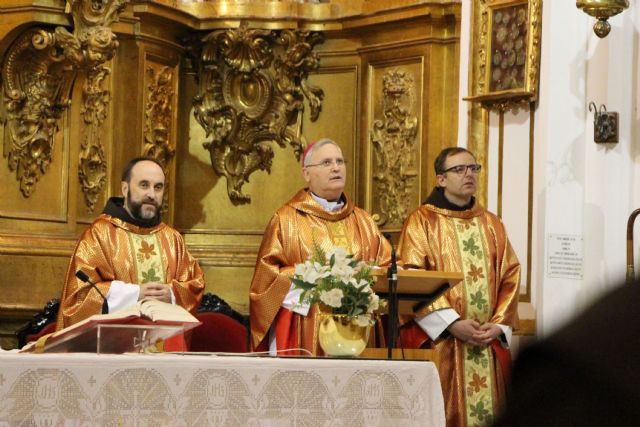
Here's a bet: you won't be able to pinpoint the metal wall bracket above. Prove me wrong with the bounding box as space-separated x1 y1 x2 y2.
589 102 618 143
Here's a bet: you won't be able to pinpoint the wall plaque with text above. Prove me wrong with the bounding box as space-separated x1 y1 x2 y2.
546 234 583 280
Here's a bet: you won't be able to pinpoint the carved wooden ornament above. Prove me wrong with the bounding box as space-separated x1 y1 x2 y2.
371 69 419 228
192 23 324 204
1 0 127 202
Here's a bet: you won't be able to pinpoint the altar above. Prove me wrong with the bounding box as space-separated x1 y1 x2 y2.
0 352 444 426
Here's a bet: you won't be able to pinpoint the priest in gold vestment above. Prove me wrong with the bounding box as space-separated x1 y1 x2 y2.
57 157 205 330
398 147 520 427
250 139 391 355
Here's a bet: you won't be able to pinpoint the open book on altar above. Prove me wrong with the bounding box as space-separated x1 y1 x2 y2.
21 299 201 354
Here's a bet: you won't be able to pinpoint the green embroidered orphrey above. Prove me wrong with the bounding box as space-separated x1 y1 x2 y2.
127 232 167 285
453 217 496 427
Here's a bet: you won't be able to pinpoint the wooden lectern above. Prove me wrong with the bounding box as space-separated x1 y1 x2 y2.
360 268 463 363
372 268 463 315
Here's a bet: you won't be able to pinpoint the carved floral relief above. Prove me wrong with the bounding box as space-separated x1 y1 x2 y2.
78 66 110 212
371 69 419 228
1 28 73 197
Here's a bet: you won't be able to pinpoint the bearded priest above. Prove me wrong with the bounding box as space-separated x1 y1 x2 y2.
56 157 205 331
249 138 391 356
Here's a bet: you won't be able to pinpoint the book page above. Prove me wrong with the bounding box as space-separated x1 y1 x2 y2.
137 299 199 323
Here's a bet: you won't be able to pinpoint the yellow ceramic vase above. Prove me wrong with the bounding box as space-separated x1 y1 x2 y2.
318 313 371 357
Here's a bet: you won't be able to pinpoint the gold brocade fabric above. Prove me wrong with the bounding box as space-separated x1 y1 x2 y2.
249 189 392 354
397 202 520 427
56 215 205 330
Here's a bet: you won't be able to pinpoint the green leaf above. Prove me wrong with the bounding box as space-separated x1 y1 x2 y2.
469 290 488 311
311 242 326 264
291 278 314 291
462 235 481 256
141 268 160 284
355 282 367 292
469 401 490 421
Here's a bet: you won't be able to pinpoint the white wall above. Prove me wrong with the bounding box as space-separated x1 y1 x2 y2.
458 0 640 339
537 0 640 336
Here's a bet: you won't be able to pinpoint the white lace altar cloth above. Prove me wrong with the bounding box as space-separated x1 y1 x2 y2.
0 353 444 426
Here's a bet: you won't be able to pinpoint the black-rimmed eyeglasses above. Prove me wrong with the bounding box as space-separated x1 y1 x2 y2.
440 164 482 175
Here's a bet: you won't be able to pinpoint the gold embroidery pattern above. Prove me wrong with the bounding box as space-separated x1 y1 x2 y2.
128 232 166 284
327 221 351 252
454 217 495 426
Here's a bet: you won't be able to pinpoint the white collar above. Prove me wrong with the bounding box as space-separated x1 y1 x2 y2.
310 192 344 212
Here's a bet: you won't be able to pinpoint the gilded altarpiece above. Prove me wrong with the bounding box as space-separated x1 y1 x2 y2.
0 1 461 348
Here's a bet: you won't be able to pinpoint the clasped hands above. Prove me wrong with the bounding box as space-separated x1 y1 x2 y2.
138 282 171 303
447 319 502 346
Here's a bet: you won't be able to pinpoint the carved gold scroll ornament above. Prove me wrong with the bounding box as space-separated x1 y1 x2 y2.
192 23 324 204
1 0 127 208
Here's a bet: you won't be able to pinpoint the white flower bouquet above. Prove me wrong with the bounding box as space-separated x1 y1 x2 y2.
292 245 383 327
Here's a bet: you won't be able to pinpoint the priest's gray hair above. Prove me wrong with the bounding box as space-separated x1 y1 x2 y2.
303 138 341 166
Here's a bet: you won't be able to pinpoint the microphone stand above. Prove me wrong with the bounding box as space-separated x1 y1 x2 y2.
384 234 398 360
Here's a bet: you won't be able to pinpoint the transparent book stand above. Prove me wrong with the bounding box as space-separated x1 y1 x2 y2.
37 323 185 354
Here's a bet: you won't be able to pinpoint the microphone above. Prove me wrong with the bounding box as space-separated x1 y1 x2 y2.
383 232 398 279
383 232 398 359
75 270 109 315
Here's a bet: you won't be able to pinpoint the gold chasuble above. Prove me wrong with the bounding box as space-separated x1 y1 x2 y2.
57 209 205 330
398 192 520 427
250 189 391 355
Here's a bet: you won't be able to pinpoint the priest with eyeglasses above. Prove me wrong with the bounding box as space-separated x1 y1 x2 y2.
398 147 521 427
249 138 391 356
